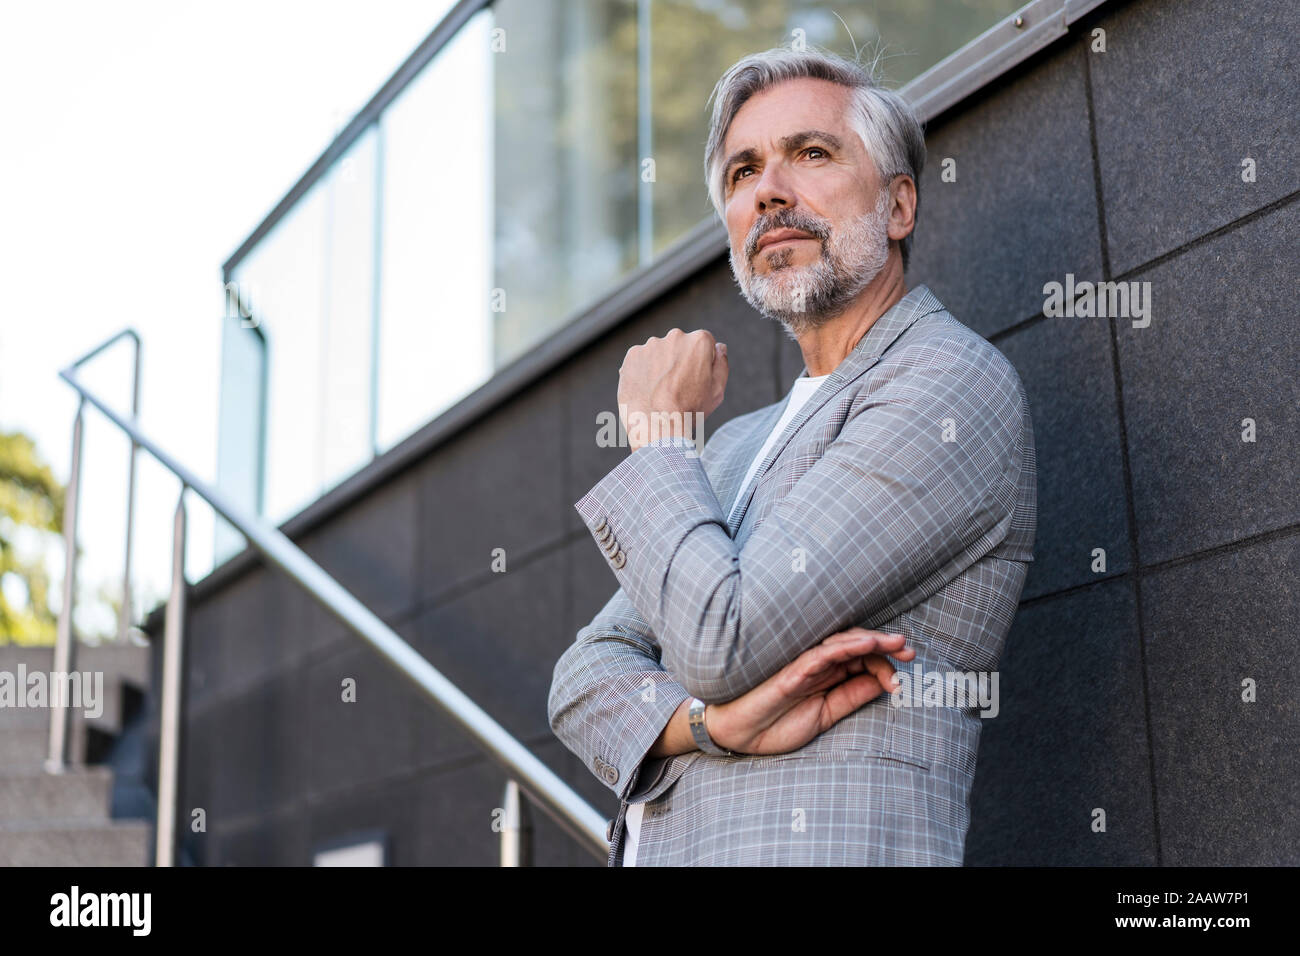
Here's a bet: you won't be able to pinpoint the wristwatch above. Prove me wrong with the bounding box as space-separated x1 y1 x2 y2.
688 697 737 757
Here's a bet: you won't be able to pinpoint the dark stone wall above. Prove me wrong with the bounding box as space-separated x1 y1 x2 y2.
160 0 1298 866
908 0 1298 865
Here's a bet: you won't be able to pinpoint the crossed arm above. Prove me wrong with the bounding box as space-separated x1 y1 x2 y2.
547 586 694 802
549 337 1025 796
572 338 1024 704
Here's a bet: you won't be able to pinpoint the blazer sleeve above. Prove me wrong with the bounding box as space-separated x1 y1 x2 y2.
573 334 1027 703
547 585 693 803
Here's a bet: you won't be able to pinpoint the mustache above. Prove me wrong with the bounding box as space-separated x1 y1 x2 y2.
747 212 829 259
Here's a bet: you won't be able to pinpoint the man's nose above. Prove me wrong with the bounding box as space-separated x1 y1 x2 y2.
753 163 794 213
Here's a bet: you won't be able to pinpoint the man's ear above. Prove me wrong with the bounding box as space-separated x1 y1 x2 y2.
887 174 917 243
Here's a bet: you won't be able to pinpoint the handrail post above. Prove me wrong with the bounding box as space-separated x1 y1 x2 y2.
155 487 188 867
46 400 84 775
500 780 532 867
118 336 142 643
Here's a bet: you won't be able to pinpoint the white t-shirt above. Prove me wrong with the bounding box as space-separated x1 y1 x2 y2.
623 371 830 866
725 372 830 524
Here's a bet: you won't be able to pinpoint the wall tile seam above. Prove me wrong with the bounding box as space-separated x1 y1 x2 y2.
1018 570 1132 608
1014 523 1295 612
985 192 1299 347
1098 221 1163 866
1099 188 1300 288
1080 26 1112 281
1139 523 1300 579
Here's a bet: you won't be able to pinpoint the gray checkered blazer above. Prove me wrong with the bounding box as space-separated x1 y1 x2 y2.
548 284 1036 866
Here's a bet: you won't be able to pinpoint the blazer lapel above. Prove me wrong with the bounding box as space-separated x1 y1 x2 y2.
712 402 784 532
726 284 947 531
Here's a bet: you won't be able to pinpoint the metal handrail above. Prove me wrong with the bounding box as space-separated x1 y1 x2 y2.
54 329 610 864
47 329 140 776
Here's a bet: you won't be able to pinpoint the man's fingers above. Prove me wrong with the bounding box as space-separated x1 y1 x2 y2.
822 673 887 722
821 629 919 666
817 633 878 652
781 640 874 696
863 654 900 691
808 636 879 672
791 633 915 697
810 633 912 671
821 628 907 650
823 627 906 643
820 656 905 724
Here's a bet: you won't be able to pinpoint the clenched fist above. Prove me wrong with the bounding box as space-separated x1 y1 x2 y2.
617 328 728 452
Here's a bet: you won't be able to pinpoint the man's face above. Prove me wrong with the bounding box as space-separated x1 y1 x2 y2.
720 77 894 338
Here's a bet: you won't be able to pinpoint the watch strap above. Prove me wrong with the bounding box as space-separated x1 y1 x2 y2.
688 697 735 757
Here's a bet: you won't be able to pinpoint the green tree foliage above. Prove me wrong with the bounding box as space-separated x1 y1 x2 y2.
0 430 65 645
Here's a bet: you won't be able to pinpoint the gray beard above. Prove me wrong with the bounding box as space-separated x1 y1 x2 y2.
731 188 892 340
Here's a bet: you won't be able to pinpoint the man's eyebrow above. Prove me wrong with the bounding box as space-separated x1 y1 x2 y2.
780 129 844 153
722 129 845 181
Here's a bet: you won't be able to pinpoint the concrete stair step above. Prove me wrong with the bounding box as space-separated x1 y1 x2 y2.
0 725 91 768
0 819 151 866
0 646 155 866
0 704 53 730
0 766 113 823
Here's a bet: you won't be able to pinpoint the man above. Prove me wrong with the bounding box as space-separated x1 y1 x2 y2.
547 45 1036 866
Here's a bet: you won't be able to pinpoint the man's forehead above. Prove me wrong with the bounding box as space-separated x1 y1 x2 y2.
723 78 854 153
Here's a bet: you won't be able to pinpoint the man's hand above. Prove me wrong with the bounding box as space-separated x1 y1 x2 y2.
704 628 916 756
618 329 728 452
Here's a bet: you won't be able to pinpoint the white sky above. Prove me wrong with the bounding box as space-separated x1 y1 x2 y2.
0 0 455 636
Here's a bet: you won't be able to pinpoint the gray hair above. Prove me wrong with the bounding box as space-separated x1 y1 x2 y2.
703 44 926 270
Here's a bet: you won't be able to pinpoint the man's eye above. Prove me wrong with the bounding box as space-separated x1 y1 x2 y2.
732 148 827 185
